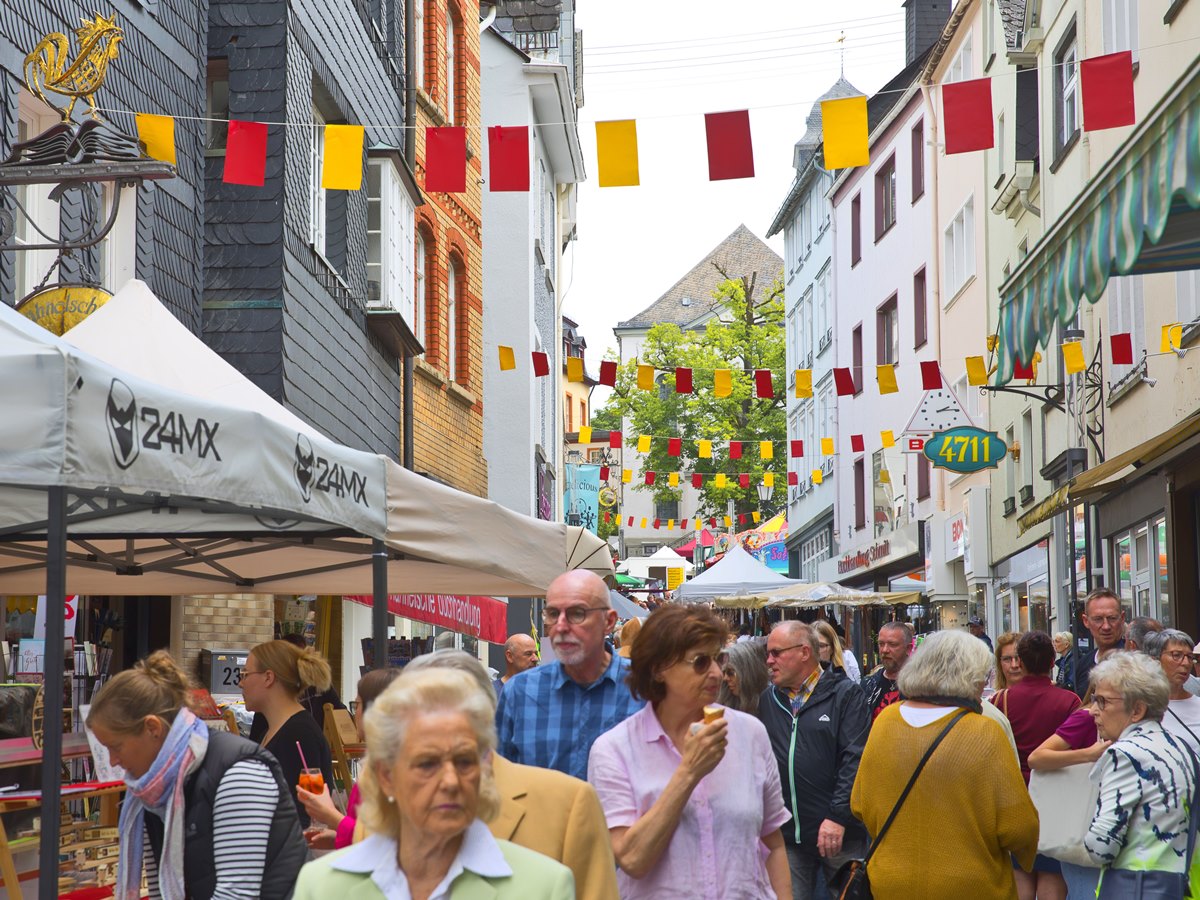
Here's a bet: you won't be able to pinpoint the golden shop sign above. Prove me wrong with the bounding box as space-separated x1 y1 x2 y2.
17 284 111 335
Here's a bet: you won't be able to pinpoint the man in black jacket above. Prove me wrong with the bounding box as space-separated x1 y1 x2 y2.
1072 587 1127 698
760 621 870 900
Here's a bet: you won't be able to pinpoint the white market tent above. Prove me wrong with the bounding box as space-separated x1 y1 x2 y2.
674 541 795 604
618 544 693 581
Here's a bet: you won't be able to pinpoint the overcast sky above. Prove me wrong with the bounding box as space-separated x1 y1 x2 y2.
563 1 912 397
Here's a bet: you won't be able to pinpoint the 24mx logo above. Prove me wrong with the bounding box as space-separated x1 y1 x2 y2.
104 378 221 469
293 434 370 506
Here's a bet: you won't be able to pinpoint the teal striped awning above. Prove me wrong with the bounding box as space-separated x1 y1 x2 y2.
997 57 1200 384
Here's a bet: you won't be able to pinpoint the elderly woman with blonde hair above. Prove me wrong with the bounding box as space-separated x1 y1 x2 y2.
294 669 574 899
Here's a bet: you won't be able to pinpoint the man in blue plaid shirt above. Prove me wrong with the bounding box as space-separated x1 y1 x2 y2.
495 569 644 780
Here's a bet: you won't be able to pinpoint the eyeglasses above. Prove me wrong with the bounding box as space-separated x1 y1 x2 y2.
680 653 719 675
241 669 267 682
766 643 805 660
542 605 608 625
1091 693 1124 711
1000 655 1020 665
1087 616 1123 626
1164 651 1192 662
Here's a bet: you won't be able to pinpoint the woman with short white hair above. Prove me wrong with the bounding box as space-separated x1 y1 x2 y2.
1144 629 1200 758
1052 631 1075 692
1084 652 1199 897
293 669 573 899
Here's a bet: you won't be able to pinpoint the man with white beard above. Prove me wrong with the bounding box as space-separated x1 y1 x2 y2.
495 569 645 780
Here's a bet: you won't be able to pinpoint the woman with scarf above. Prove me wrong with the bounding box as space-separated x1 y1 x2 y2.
88 650 306 900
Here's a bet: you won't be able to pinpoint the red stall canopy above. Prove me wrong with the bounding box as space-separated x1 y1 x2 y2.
347 593 509 644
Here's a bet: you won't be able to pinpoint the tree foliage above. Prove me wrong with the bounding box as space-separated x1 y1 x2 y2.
595 270 787 520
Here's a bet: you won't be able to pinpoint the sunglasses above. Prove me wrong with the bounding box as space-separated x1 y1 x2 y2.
680 653 719 675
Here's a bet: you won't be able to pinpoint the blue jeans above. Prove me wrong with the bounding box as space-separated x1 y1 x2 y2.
1060 860 1100 899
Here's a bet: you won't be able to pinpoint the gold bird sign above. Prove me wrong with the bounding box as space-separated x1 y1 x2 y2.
23 13 124 122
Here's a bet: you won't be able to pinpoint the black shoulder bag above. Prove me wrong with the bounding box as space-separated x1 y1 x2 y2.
833 709 969 900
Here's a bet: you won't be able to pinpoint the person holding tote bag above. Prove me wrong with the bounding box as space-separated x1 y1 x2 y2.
1084 653 1200 899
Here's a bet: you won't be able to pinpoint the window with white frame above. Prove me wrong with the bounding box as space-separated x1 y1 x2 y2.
1102 0 1139 58
447 258 459 380
205 59 229 155
815 264 831 349
310 104 327 255
985 0 997 62
818 379 835 471
445 13 457 122
800 530 830 583
96 183 137 292
414 230 427 347
803 400 816 474
995 114 1006 179
366 158 416 325
787 306 801 371
415 0 425 90
801 287 814 363
1108 274 1145 381
943 196 975 298
799 195 812 254
14 93 61 301
1054 27 1079 157
785 221 797 275
1177 270 1200 327
948 29 973 82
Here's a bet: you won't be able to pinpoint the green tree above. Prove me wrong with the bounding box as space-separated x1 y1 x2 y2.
595 269 786 521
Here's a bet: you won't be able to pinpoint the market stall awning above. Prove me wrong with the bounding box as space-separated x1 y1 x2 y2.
996 56 1200 383
1017 409 1200 534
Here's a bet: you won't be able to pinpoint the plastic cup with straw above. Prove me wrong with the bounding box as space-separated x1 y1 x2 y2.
296 741 323 793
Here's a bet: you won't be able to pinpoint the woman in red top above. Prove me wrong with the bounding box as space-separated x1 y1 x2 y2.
991 630 1081 900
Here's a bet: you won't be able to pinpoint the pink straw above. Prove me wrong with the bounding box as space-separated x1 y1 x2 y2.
296 741 310 772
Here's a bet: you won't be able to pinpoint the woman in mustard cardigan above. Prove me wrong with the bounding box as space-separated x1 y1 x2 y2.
851 630 1039 899
293 669 573 900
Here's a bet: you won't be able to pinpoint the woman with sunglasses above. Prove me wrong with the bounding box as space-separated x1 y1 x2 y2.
716 640 770 717
589 605 791 900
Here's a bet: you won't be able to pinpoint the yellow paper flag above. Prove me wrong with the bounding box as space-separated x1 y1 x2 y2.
812 468 824 485
876 365 898 394
795 369 813 398
622 469 632 484
965 356 989 386
135 113 177 164
1061 341 1086 374
821 437 835 456
714 370 732 397
637 364 655 391
694 518 702 530
698 440 713 458
763 472 775 488
566 357 584 382
668 472 679 487
760 441 774 460
640 517 647 529
667 519 675 531
578 426 592 444
322 124 365 190
595 120 640 187
498 346 516 371
1161 323 1184 352
715 473 727 488
752 511 761 524
821 96 869 169
881 430 895 448
724 515 733 528
637 434 651 453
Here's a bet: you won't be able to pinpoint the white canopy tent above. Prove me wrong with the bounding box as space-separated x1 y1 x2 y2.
618 545 693 581
674 541 795 604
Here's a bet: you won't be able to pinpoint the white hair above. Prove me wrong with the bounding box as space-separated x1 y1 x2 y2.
897 630 993 700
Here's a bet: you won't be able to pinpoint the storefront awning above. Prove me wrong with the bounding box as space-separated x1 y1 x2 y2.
1017 411 1200 534
996 57 1200 383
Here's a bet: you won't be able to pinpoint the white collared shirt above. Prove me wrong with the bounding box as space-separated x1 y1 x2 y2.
329 819 513 900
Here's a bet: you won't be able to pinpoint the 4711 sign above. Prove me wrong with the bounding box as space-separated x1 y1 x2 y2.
923 426 1007 474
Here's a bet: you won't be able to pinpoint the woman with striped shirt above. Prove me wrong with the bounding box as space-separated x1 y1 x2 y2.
88 650 307 900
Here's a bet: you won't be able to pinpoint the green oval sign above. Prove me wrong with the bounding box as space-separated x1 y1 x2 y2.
924 426 1007 473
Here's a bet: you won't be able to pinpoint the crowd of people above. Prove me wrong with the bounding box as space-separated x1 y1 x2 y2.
83 575 1200 900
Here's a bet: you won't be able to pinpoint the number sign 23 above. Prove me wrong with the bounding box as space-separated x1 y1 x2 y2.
923 426 1008 474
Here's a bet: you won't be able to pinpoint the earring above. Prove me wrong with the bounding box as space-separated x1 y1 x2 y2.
387 795 395 803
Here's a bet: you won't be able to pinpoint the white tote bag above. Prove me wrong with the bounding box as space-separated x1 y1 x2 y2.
1028 762 1101 867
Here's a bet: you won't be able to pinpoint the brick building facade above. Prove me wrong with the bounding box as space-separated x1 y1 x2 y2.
411 0 487 496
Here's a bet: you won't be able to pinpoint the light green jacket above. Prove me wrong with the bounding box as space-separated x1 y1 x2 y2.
294 824 576 900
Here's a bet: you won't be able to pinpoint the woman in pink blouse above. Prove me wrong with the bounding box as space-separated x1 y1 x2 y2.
588 605 791 900
298 666 401 848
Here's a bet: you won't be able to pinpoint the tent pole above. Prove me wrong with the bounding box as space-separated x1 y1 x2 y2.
39 486 66 900
372 539 388 669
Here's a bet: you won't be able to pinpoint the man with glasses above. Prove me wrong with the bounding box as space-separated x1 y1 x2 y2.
760 621 870 900
495 570 644 780
1072 588 1126 700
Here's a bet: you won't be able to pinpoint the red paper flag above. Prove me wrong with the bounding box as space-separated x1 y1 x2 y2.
833 368 856 396
609 430 623 449
1013 358 1035 380
920 361 942 390
653 519 661 529
692 473 703 489
425 127 467 192
487 125 529 191
531 351 550 376
1111 333 1134 365
729 441 743 459
704 110 755 181
668 437 682 457
645 471 656 485
851 434 865 453
788 471 799 486
627 516 634 527
709 517 717 527
790 440 804 458
942 78 994 154
738 474 749 488
599 466 609 481
1082 51 1135 131
599 360 618 386
604 511 610 523
224 120 268 186
675 367 693 394
738 514 747 524
755 369 774 399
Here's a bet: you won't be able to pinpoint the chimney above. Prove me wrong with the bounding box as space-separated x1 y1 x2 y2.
903 0 952 65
